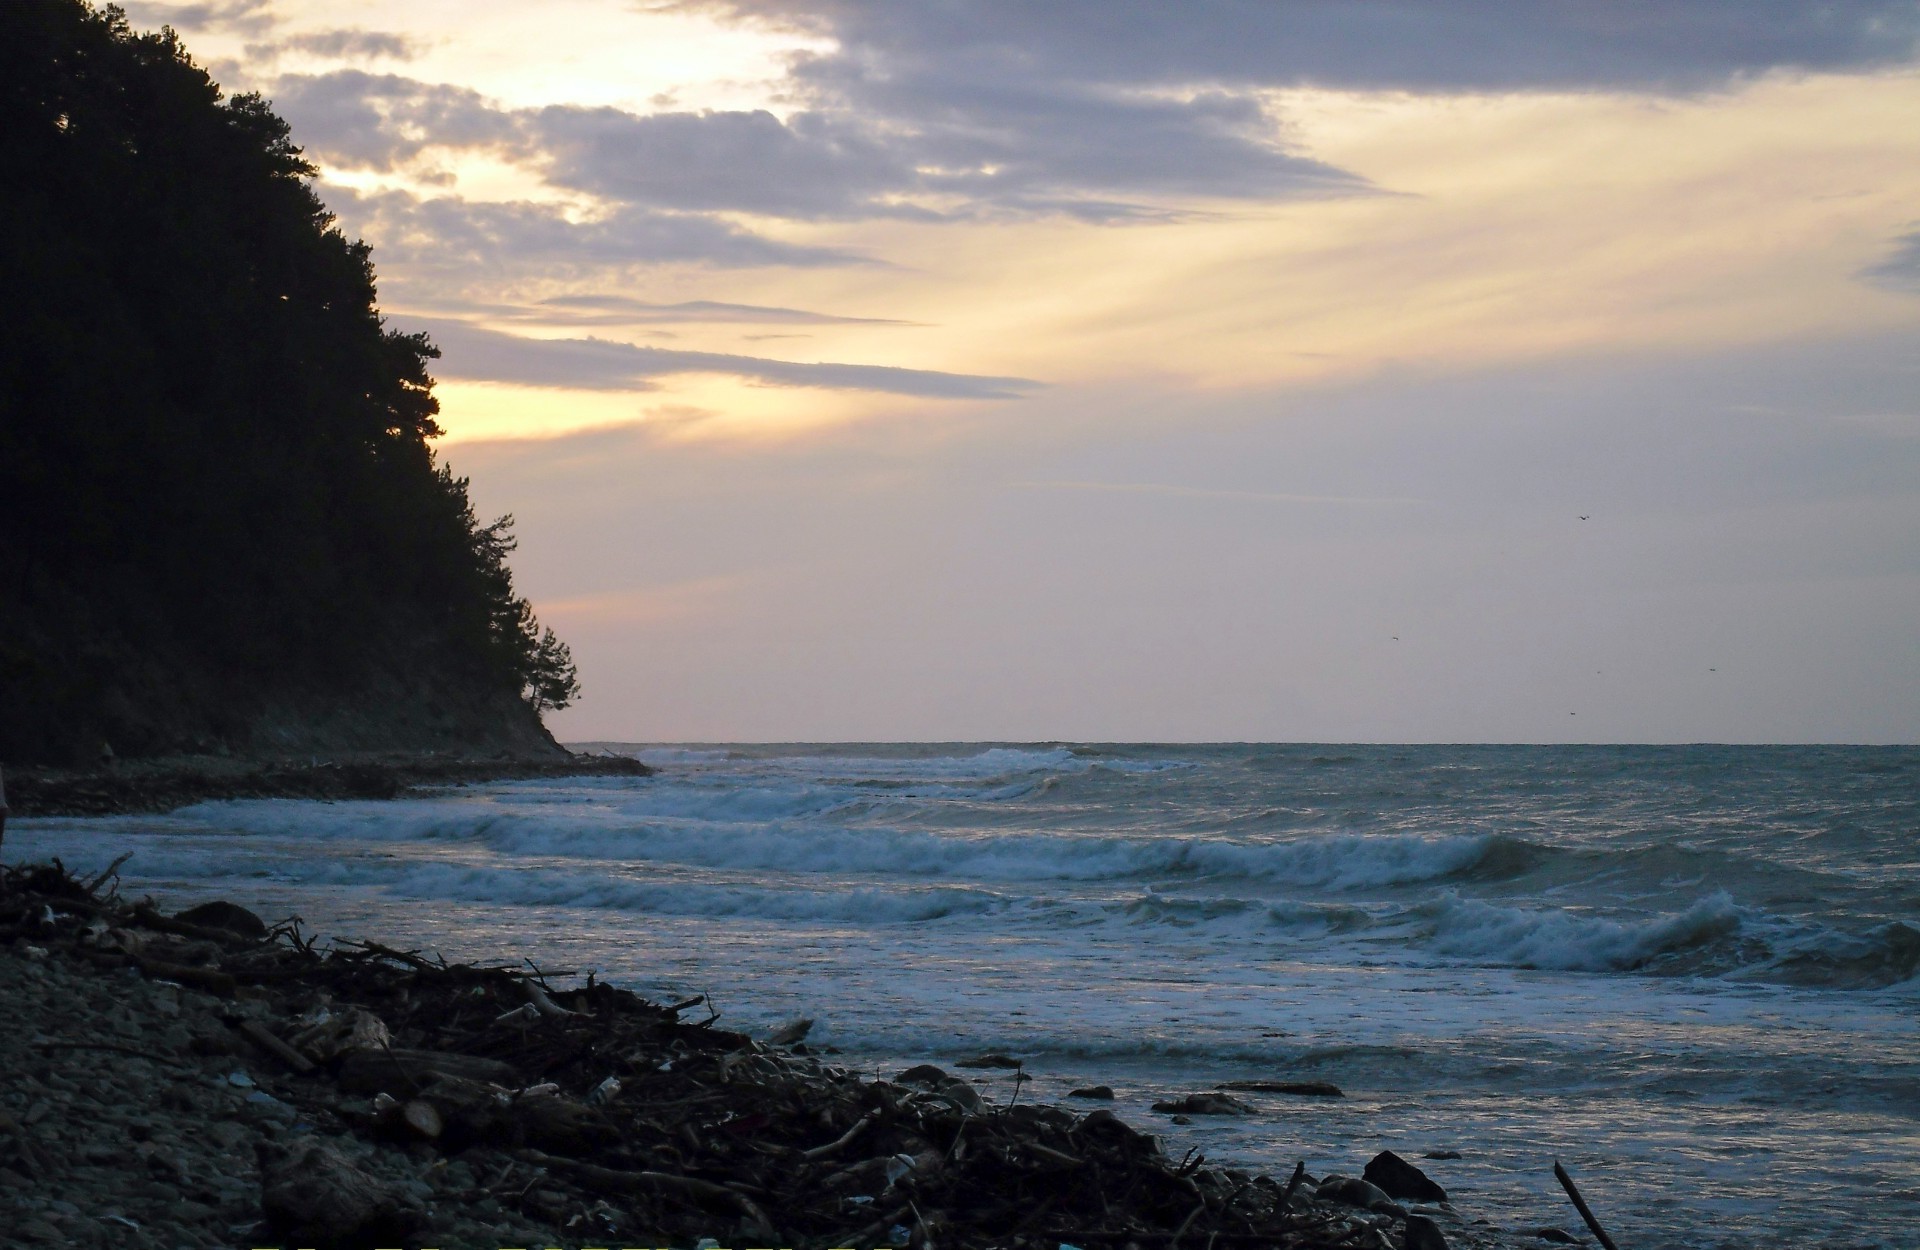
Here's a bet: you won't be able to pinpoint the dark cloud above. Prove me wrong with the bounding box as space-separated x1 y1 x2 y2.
122 0 275 36
1860 228 1920 293
701 1 1920 94
383 293 914 329
531 105 922 218
266 3 1920 230
270 72 521 171
245 30 419 63
535 297 913 326
321 187 869 278
529 92 1356 219
403 318 1041 399
266 67 1356 223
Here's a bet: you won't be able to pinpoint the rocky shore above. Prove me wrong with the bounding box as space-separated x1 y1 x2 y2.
0 860 1544 1250
2 751 651 819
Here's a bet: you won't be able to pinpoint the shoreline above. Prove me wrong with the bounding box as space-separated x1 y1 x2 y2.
2 751 651 819
0 860 1536 1250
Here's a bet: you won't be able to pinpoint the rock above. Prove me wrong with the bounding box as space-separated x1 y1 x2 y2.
1072 1108 1157 1157
1533 1229 1579 1244
1316 1174 1401 1214
954 1052 1023 1069
1067 1085 1115 1099
764 1017 813 1046
1424 1150 1463 1160
401 1099 443 1139
1365 1149 1448 1203
1151 1092 1255 1116
176 900 269 938
1404 1213 1450 1249
895 1064 952 1086
1216 1080 1345 1097
259 1141 422 1250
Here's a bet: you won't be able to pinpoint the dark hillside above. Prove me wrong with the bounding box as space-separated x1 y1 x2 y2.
0 1 579 764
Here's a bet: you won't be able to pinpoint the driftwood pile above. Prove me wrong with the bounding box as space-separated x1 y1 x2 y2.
2 859 1482 1250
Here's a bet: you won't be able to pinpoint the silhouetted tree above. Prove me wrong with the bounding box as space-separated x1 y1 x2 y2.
0 1 579 763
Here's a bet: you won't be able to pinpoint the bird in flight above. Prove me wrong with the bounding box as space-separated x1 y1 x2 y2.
1578 515 1590 521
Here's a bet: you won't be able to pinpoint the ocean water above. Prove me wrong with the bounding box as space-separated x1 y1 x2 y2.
12 743 1919 1247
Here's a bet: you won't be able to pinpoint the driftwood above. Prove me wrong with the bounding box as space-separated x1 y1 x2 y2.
233 1018 319 1074
2 858 1482 1249
1555 1159 1623 1250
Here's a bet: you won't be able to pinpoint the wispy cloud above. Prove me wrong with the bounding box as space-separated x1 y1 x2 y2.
244 29 420 64
409 318 1043 400
1011 480 1421 506
1860 226 1920 293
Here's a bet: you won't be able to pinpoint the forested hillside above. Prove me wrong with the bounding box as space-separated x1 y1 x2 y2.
0 1 578 765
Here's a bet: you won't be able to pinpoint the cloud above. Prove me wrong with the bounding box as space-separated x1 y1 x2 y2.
529 93 1358 220
700 1 1920 94
269 71 521 171
533 297 914 326
1010 480 1420 506
266 66 1360 223
404 318 1043 399
1860 227 1920 292
122 0 275 36
388 294 915 328
321 187 870 282
245 30 419 64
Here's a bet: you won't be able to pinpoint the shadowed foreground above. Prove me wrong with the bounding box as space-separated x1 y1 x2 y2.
0 860 1529 1250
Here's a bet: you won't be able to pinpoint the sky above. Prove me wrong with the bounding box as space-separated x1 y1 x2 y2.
129 0 1920 743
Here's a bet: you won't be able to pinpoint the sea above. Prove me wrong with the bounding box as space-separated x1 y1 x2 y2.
11 743 1919 1248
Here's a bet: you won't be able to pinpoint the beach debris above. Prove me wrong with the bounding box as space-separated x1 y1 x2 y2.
1151 1092 1256 1116
1365 1149 1449 1202
259 1140 423 1249
234 1017 320 1073
1218 1079 1345 1098
287 1004 390 1061
0 857 1505 1250
1554 1159 1623 1250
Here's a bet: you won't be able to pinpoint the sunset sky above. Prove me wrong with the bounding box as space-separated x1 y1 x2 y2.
128 0 1920 742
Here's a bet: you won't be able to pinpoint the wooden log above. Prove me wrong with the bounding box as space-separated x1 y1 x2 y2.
232 1018 318 1074
522 979 585 1018
134 955 236 996
1554 1160 1622 1250
517 1146 770 1230
802 1108 879 1161
336 1046 520 1094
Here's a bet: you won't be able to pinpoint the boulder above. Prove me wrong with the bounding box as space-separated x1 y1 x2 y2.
1404 1213 1450 1249
1151 1092 1254 1116
259 1141 421 1250
176 900 268 938
1365 1149 1448 1202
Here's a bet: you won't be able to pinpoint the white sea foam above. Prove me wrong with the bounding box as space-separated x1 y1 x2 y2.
134 852 1007 924
150 795 1517 892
